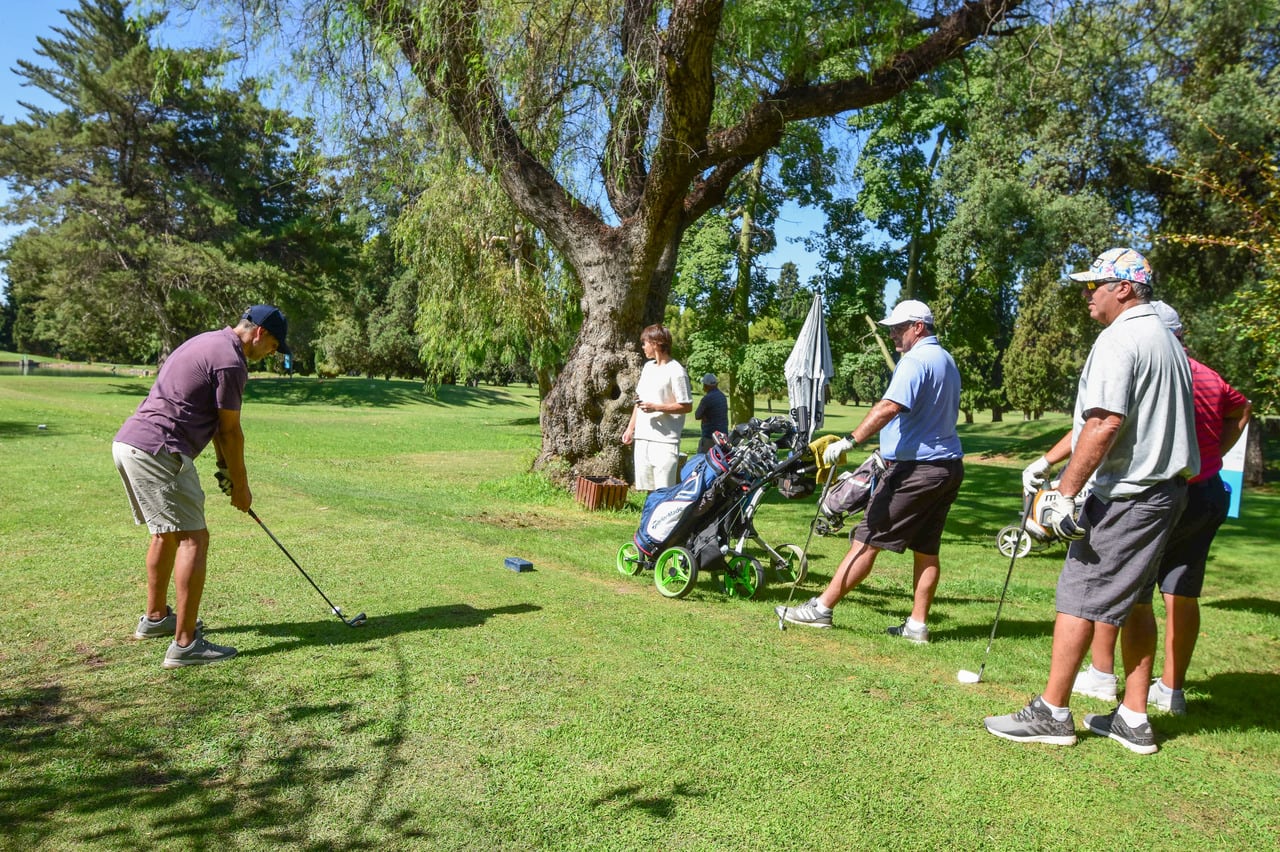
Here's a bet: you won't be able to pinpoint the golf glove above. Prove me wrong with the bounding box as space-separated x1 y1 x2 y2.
1034 489 1086 541
823 437 856 466
1022 455 1054 493
215 467 233 497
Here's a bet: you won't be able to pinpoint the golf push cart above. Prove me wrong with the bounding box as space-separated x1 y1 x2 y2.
616 416 812 599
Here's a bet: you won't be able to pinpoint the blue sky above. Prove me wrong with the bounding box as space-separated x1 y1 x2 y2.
2 4 827 290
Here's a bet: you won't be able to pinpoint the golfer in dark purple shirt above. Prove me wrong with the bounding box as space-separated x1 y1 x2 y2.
112 305 288 668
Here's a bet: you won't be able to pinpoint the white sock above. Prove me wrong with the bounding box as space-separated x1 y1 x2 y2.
905 617 926 631
813 602 832 615
1154 678 1177 695
1040 696 1071 722
1089 664 1116 681
1117 703 1147 727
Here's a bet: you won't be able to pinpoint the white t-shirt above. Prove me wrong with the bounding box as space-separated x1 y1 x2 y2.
635 359 693 444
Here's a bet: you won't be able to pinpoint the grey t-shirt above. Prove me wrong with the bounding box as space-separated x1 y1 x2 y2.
114 327 248 458
1072 304 1199 499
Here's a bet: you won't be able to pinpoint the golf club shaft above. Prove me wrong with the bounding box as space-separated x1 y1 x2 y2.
780 463 839 629
976 493 1037 672
248 508 354 624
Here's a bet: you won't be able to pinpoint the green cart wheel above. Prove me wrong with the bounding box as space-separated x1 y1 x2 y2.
654 546 698 598
722 555 766 599
616 541 643 575
774 544 808 585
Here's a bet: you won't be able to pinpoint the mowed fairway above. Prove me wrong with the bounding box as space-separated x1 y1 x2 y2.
2 374 1277 850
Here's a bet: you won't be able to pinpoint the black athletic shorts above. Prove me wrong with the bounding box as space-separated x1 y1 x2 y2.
1145 473 1230 600
853 459 964 555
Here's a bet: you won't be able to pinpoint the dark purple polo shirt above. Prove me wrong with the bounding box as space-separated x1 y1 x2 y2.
114 327 248 458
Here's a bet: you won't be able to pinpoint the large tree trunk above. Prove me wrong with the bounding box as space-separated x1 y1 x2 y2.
534 234 678 483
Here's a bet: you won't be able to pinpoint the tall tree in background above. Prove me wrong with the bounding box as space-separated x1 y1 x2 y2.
274 0 1027 479
0 0 345 364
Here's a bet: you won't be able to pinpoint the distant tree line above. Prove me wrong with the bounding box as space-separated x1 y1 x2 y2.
1 0 1275 480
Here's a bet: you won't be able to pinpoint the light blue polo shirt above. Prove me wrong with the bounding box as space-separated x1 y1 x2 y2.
880 336 963 461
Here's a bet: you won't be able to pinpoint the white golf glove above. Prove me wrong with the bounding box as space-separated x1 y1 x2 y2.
1034 489 1086 541
1022 455 1054 493
822 437 856 466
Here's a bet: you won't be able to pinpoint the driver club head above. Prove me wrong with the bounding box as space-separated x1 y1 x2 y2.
957 669 982 684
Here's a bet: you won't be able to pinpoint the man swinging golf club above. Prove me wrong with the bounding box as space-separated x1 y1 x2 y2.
113 305 289 668
983 248 1198 755
774 299 964 641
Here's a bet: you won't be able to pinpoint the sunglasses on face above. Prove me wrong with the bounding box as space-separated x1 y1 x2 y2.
1083 278 1126 292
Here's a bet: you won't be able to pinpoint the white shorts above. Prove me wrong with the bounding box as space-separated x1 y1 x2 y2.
634 439 680 491
112 442 206 534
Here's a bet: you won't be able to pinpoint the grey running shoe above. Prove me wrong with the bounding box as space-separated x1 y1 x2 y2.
162 636 237 669
774 598 832 628
1085 709 1158 755
983 696 1077 746
135 607 203 639
1072 666 1118 701
886 620 929 643
1147 679 1187 715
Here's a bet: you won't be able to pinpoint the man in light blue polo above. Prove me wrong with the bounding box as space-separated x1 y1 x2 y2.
776 299 964 641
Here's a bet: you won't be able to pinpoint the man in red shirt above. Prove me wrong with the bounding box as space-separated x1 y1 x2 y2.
1070 300 1251 714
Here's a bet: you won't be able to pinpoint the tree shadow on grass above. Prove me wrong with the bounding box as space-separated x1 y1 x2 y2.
1156 671 1280 741
0 420 59 439
0 609 535 848
590 781 707 820
215 602 542 659
1203 597 1280 618
243 378 527 409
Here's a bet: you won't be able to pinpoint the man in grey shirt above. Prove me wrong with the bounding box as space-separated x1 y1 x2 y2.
113 305 289 669
983 248 1197 755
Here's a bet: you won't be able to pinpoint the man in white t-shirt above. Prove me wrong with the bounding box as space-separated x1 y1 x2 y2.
622 324 693 490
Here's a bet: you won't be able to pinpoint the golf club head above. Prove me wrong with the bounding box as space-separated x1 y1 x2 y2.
346 612 367 627
957 669 982 684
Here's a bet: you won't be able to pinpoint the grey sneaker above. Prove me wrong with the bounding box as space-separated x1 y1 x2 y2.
1147 679 1187 715
1084 709 1158 755
983 696 1077 746
134 607 204 639
775 598 832 628
886 620 929 643
162 635 237 669
1072 666 1118 701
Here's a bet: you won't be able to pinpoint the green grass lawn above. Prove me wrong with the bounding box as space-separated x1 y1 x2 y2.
2 374 1277 850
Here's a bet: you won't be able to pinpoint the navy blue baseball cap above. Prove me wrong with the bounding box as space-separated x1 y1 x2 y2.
242 305 290 355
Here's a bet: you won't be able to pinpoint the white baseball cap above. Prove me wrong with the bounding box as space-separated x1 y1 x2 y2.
879 299 934 327
1150 300 1184 334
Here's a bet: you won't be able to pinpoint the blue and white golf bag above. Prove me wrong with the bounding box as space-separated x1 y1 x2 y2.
633 444 733 557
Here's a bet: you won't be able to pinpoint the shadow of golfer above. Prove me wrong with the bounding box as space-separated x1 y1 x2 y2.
213 602 541 659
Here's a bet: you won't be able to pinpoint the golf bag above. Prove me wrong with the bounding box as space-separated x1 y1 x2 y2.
994 481 1093 558
813 449 885 537
634 444 733 558
620 416 814 599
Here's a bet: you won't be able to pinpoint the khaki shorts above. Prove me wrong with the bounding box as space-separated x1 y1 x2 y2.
112 441 206 534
